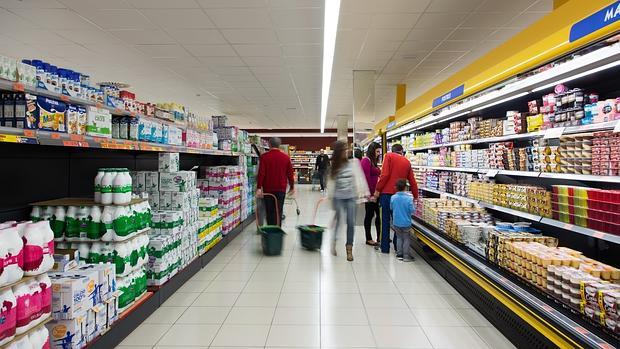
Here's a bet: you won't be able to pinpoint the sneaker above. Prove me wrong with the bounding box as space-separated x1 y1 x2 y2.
402 259 413 262
396 254 403 259
397 256 403 261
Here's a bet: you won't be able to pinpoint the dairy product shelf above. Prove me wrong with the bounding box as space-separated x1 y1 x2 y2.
0 126 249 157
419 187 620 245
0 317 51 349
412 219 617 349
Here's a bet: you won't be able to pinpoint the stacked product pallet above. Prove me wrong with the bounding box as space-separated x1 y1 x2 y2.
0 219 54 349
198 166 243 235
130 153 201 287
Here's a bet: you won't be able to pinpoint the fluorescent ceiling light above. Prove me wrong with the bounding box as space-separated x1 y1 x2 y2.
320 0 341 133
531 60 620 92
472 92 529 112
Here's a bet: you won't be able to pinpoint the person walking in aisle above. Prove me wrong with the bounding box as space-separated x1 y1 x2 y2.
256 137 295 226
315 149 330 192
391 179 415 262
361 142 381 246
374 143 419 254
327 140 369 261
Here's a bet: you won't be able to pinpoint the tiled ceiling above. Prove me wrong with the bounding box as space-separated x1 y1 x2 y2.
0 0 552 129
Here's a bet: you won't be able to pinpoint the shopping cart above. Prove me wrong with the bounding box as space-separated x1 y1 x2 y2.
296 198 327 250
284 195 301 216
255 193 286 256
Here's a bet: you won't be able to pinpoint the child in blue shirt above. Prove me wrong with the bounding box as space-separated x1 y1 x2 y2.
390 179 416 261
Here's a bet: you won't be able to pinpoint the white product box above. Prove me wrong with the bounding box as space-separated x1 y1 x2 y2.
131 171 146 192
159 172 192 192
159 191 172 210
86 106 112 138
86 303 107 341
170 192 190 211
144 171 159 191
158 153 179 172
47 313 87 349
104 294 119 328
75 263 115 303
50 273 92 319
148 191 160 210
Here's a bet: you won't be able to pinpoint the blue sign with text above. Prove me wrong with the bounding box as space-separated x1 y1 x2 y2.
432 84 464 108
570 1 620 42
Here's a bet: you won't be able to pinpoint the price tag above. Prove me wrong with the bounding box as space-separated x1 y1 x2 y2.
486 169 499 178
114 108 123 115
23 130 35 137
70 134 84 141
51 133 61 139
0 134 19 143
79 141 90 148
613 120 620 133
543 127 565 139
12 82 24 92
62 140 79 147
60 95 70 102
592 232 605 238
95 103 103 108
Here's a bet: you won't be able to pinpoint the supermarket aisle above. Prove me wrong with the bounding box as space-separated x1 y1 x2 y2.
116 185 515 349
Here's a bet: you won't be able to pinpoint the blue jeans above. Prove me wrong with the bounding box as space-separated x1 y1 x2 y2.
333 198 356 245
379 193 395 253
393 226 412 260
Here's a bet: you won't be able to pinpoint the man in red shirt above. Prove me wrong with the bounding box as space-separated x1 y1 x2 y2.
257 137 295 226
373 143 419 254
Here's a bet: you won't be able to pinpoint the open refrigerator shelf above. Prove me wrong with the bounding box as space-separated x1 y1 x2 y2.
412 218 618 349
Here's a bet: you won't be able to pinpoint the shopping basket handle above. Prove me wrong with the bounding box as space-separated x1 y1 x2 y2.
256 192 280 227
312 197 327 225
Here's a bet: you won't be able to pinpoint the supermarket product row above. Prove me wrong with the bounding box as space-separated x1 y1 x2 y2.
415 196 620 336
0 151 256 349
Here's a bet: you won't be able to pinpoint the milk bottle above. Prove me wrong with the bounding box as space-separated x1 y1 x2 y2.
113 206 131 241
6 333 32 349
76 243 89 262
113 242 130 276
101 169 116 205
116 276 134 312
37 274 51 319
28 326 48 349
100 243 114 264
88 242 102 263
113 169 132 205
26 279 42 326
22 221 54 276
0 227 24 287
139 235 148 266
94 168 106 203
0 288 17 346
49 206 65 241
100 206 114 241
87 206 102 240
13 282 31 334
41 207 54 221
77 206 90 240
30 206 41 222
129 239 139 270
65 206 79 239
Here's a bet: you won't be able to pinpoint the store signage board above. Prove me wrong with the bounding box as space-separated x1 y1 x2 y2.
569 1 620 42
544 127 565 139
432 84 464 108
386 121 396 130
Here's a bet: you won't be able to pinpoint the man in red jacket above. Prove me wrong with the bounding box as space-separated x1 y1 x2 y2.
257 137 295 226
373 143 419 254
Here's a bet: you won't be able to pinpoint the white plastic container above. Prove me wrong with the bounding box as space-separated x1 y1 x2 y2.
87 206 102 240
76 206 89 240
22 221 54 276
65 206 79 239
94 168 106 203
30 206 42 222
76 243 89 262
37 274 52 319
88 242 102 264
0 227 24 287
50 206 65 241
5 333 33 349
101 169 116 205
100 206 115 242
13 281 31 334
0 287 17 346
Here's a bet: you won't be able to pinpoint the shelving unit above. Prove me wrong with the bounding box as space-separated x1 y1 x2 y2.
291 150 319 184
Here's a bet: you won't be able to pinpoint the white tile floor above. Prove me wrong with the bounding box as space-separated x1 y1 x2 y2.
116 185 516 349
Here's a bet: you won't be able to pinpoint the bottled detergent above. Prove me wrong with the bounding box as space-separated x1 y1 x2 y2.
76 206 90 240
93 168 106 203
64 206 79 239
100 206 115 242
0 227 24 287
0 287 17 346
37 274 51 319
100 169 116 205
86 206 102 240
30 206 41 222
22 221 54 276
49 206 65 241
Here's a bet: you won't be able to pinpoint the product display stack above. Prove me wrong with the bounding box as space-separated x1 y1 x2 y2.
197 197 223 255
239 155 256 221
0 219 54 349
199 166 243 235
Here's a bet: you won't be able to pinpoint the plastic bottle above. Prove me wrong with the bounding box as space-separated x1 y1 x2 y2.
77 206 89 240
100 206 115 241
0 287 17 346
30 206 41 222
49 206 65 241
13 282 31 334
113 242 130 276
65 206 79 239
101 169 116 205
94 168 106 203
0 227 24 287
112 169 125 205
6 332 33 349
113 206 131 241
22 221 54 276
37 274 51 319
26 278 42 326
129 239 139 270
87 206 102 240
116 275 134 312
88 242 102 263
100 242 114 264
40 206 54 221
77 243 90 262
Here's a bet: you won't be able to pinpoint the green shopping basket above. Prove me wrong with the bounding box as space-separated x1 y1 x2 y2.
296 198 326 250
256 193 286 256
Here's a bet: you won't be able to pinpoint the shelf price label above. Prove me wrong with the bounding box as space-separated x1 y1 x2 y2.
0 134 36 144
62 140 79 147
543 127 565 139
12 82 24 92
486 170 499 178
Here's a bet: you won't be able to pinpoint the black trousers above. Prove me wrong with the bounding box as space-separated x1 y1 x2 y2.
264 192 286 226
364 201 380 241
318 169 326 190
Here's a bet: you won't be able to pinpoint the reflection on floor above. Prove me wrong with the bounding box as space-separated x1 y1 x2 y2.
115 185 515 349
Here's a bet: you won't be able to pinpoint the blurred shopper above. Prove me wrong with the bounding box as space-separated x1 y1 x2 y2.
327 140 369 261
257 137 295 226
315 149 330 192
374 143 419 254
361 142 381 246
354 148 363 160
391 179 415 262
